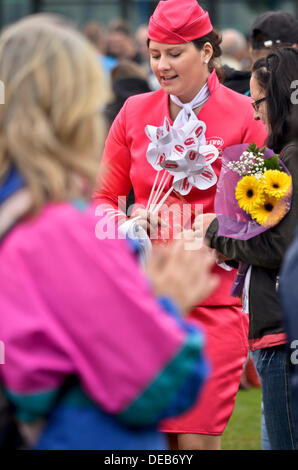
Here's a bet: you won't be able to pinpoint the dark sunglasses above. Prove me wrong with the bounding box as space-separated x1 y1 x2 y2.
251 97 266 111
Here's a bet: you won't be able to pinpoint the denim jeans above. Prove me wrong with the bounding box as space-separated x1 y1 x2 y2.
252 346 298 450
261 400 271 450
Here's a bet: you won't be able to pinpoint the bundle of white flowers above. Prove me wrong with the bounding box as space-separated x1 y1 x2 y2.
227 145 266 179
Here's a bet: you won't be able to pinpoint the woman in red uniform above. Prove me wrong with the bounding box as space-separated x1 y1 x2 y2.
94 0 266 450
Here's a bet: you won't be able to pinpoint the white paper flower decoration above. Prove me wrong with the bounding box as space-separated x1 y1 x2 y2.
145 117 218 196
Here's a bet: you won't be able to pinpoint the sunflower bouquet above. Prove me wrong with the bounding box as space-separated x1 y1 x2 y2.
214 143 292 297
230 143 292 226
214 143 292 241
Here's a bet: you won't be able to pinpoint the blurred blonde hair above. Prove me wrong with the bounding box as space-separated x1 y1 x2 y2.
0 15 106 213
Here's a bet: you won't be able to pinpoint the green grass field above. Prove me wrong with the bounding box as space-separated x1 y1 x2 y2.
221 388 262 450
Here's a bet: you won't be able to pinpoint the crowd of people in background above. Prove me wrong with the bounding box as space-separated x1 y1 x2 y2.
1 0 298 452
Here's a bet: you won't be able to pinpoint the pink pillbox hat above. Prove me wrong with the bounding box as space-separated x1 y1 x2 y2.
148 0 213 44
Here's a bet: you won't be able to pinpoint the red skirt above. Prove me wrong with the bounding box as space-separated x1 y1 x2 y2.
160 304 249 435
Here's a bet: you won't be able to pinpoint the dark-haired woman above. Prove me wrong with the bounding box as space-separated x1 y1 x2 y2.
203 48 298 449
94 0 266 450
279 104 298 406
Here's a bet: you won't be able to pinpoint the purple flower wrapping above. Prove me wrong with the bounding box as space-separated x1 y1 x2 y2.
214 144 292 297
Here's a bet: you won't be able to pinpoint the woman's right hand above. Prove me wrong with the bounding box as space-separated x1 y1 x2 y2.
146 239 219 315
128 208 165 236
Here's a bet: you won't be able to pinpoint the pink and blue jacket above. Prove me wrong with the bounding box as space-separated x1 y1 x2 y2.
0 172 208 449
